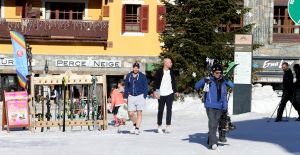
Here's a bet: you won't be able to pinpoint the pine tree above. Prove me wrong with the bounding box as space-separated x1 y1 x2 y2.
159 0 252 93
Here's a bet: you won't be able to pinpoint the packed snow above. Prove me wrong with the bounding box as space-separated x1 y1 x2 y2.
0 85 300 155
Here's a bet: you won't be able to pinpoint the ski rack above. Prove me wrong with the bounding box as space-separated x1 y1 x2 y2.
30 71 108 132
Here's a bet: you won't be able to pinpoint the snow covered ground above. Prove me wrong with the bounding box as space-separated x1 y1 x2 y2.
0 85 300 155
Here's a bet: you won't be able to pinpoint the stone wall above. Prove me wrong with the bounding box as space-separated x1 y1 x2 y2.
244 0 300 61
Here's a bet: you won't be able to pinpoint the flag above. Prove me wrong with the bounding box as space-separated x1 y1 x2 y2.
10 31 29 88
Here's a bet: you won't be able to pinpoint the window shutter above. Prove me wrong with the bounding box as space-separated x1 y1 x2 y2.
122 5 126 33
16 6 23 16
140 5 149 33
156 5 166 33
103 6 110 17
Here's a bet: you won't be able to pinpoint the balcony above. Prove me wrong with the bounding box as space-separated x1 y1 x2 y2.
273 25 300 43
0 18 109 44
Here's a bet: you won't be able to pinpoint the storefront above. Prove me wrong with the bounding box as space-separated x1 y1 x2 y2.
253 56 299 90
0 54 159 101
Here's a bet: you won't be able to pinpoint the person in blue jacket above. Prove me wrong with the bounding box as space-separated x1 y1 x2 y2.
124 62 148 135
195 64 234 150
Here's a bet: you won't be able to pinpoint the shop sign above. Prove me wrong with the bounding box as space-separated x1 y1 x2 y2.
56 60 122 68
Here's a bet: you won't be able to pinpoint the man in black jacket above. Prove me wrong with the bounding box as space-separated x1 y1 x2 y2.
154 58 178 133
293 64 300 121
276 62 300 122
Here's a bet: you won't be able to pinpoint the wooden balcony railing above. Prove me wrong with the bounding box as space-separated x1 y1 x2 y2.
0 18 109 43
273 25 300 43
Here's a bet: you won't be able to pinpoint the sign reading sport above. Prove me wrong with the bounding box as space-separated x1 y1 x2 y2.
288 0 300 24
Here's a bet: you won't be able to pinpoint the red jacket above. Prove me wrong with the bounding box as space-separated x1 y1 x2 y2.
111 89 125 107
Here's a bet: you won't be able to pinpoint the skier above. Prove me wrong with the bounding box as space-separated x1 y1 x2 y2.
195 64 234 150
154 58 178 133
124 62 148 135
275 62 300 122
111 80 126 127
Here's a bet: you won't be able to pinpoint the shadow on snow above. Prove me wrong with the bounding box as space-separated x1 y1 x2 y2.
183 117 300 153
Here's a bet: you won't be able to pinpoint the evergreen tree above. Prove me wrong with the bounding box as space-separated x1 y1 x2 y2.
159 0 252 93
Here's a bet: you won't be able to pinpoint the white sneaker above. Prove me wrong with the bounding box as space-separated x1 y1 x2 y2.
134 129 140 135
211 144 218 150
157 126 163 133
165 126 171 134
130 127 136 134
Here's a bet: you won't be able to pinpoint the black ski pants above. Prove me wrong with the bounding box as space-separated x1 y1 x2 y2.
277 92 300 119
157 93 174 126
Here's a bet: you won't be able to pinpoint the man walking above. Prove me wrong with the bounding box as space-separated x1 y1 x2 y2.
124 62 148 135
275 62 300 122
154 58 177 133
195 64 234 150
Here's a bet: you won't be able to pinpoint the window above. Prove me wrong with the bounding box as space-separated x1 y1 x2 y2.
273 6 299 34
45 2 85 20
122 5 149 33
219 17 243 33
125 5 141 32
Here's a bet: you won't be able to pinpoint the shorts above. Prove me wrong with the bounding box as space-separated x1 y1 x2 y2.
112 106 120 115
128 94 146 112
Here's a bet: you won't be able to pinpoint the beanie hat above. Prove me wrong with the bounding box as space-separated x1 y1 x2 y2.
211 64 223 73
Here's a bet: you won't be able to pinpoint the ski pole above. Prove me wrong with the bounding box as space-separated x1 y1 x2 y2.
267 102 280 122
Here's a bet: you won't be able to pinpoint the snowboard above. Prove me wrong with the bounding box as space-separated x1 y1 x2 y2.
223 62 239 79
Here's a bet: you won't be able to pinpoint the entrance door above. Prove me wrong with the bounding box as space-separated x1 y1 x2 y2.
107 75 124 97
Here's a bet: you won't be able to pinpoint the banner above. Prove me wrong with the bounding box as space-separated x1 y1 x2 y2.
10 31 29 88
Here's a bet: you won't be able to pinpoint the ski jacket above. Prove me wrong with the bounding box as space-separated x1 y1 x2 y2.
124 72 148 99
282 69 294 94
111 89 125 107
195 76 234 110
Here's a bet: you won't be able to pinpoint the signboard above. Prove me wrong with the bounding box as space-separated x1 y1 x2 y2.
253 59 296 71
234 34 253 84
288 0 300 24
233 34 253 114
56 60 122 68
234 52 252 84
0 58 15 66
2 91 30 132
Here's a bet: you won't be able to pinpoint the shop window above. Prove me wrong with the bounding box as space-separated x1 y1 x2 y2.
45 2 85 20
122 5 149 33
273 6 299 34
